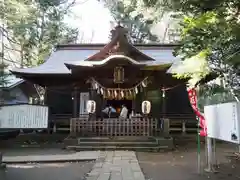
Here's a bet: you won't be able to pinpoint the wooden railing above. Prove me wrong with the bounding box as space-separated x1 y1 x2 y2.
50 113 198 134
70 117 160 137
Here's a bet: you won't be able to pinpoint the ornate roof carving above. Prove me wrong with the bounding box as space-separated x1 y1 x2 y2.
86 25 155 61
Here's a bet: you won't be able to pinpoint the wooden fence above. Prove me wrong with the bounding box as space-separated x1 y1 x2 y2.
51 113 197 134
70 117 160 137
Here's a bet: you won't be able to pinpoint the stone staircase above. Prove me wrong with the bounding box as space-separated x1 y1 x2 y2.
64 136 174 151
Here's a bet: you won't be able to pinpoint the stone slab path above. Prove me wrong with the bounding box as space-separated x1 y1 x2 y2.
3 151 100 163
2 150 146 180
86 151 145 180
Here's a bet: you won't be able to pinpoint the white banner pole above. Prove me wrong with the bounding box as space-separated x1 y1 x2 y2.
206 137 213 171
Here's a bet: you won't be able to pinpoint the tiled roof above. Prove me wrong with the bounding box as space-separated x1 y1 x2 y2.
0 75 24 89
11 46 180 74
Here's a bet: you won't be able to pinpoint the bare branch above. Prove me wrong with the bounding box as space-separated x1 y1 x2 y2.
3 45 21 52
61 0 77 14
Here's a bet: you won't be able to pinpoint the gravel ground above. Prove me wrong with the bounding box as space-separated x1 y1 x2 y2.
0 161 94 180
0 133 67 149
0 148 72 157
137 142 240 180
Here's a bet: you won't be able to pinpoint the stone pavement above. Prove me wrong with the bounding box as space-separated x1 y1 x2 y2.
86 151 145 180
0 162 95 180
2 151 100 163
2 150 146 180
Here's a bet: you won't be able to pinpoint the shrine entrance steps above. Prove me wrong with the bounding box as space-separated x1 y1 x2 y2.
63 136 174 152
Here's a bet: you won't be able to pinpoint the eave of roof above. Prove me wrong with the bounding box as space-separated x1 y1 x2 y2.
0 75 25 89
65 54 147 69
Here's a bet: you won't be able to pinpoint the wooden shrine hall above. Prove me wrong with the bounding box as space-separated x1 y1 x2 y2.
11 25 195 149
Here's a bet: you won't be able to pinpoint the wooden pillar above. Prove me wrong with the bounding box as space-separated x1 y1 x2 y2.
73 87 80 118
132 98 136 113
44 88 52 134
102 94 107 119
89 88 97 119
162 89 169 136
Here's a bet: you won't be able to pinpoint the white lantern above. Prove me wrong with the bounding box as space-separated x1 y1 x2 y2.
87 100 96 114
141 101 151 114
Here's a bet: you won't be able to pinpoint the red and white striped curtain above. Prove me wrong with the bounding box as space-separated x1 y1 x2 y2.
187 88 207 136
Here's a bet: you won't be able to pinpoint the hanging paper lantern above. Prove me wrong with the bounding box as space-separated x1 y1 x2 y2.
87 100 96 114
141 101 151 114
114 90 117 97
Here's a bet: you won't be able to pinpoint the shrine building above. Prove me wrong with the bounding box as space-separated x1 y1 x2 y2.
11 25 195 150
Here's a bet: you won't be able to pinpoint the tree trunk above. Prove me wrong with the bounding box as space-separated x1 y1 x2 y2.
0 89 3 167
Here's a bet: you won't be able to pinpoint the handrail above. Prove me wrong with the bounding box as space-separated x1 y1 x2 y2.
70 117 161 137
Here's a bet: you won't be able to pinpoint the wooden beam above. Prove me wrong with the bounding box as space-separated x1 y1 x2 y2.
72 87 80 118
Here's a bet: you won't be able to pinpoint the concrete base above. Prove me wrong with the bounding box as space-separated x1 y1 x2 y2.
204 168 219 173
2 151 100 164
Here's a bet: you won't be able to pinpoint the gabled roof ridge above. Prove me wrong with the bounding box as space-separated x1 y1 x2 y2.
84 32 119 61
84 25 156 62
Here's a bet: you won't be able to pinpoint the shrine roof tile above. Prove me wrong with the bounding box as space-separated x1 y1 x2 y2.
11 46 180 75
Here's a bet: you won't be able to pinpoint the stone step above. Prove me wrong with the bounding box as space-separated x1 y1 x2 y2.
64 136 156 146
78 141 158 147
66 145 170 152
77 136 156 142
64 137 174 149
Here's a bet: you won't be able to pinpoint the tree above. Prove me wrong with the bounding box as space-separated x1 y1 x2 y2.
133 0 240 101
0 62 12 105
1 0 79 67
0 63 9 88
172 3 240 101
102 0 158 43
102 0 181 43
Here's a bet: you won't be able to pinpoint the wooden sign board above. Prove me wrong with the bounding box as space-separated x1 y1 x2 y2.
204 102 240 144
0 104 48 129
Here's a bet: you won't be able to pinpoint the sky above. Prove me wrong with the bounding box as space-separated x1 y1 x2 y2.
65 0 177 44
65 0 114 43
